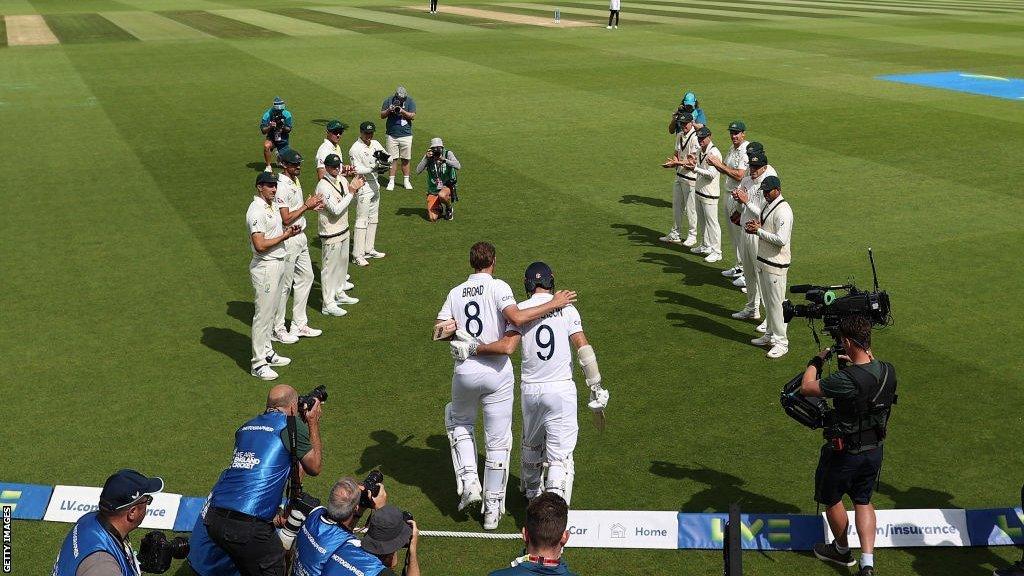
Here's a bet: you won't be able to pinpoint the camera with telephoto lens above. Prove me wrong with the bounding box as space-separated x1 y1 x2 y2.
360 470 384 508
390 95 406 110
277 491 321 550
137 531 189 574
298 385 327 415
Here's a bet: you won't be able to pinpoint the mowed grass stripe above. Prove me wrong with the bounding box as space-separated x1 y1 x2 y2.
482 3 612 24
100 11 212 41
208 9 353 36
160 10 283 39
650 0 922 17
415 4 597 26
43 13 138 44
502 2 754 23
309 5 479 32
0 16 6 47
5 14 59 45
267 7 416 35
373 6 523 29
572 0 795 20
848 0 1024 11
726 0 1010 14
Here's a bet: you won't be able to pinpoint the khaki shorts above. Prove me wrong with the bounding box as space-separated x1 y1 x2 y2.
385 135 413 160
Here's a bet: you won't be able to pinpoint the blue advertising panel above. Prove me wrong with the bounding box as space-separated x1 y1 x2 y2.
677 512 822 551
0 483 53 520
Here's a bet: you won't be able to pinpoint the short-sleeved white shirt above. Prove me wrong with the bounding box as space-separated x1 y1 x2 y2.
510 293 583 384
275 172 306 232
316 138 343 169
723 141 749 191
246 195 286 261
437 272 516 374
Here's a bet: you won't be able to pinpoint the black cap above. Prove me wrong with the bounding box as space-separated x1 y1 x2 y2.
99 469 164 512
323 154 342 168
255 172 278 186
676 112 693 124
359 121 376 133
279 148 302 165
760 175 781 192
361 505 412 556
696 126 711 139
747 150 768 167
524 261 555 295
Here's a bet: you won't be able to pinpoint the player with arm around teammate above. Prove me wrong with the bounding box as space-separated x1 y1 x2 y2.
433 242 577 530
453 262 608 508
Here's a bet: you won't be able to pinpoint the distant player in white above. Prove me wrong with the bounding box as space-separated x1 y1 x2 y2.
434 242 576 530
453 262 609 508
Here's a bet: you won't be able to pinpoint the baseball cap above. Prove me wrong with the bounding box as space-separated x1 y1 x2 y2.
361 506 412 556
429 137 444 148
748 150 768 167
279 148 303 165
326 119 348 134
324 154 342 168
273 97 285 110
696 126 711 139
359 121 376 133
395 86 408 98
255 172 278 186
99 469 164 512
759 175 781 192
676 111 693 124
728 121 746 133
682 92 697 106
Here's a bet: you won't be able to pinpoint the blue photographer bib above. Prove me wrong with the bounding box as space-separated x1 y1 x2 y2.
52 512 138 576
186 496 241 576
209 411 292 521
322 539 386 576
293 508 356 576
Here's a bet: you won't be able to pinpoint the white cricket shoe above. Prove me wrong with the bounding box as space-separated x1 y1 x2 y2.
732 275 747 287
386 178 395 191
606 25 612 29
482 498 503 530
336 292 359 305
755 320 768 333
266 353 291 366
366 249 386 259
766 344 789 359
721 266 742 278
322 303 347 317
682 235 698 247
731 308 760 320
751 334 772 347
272 327 299 344
659 232 682 244
291 325 322 338
251 365 279 381
346 273 351 281
458 480 482 512
613 24 618 28
403 177 413 190
741 286 747 293
353 256 370 267
690 244 711 255
342 281 355 291
704 252 723 263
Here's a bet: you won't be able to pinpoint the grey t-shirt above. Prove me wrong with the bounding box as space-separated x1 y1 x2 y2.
77 551 122 576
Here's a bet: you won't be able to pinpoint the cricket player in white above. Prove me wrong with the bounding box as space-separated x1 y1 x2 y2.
746 175 793 359
274 148 324 343
434 243 577 530
315 154 363 317
349 121 389 267
730 146 777 330
707 121 750 282
453 262 609 508
690 127 723 262
247 172 301 381
661 112 700 247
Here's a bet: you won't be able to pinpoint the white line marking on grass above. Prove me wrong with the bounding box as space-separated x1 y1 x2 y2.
5 14 59 46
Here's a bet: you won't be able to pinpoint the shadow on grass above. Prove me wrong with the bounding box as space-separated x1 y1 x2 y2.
246 161 269 172
357 430 527 527
611 222 731 289
395 207 430 221
620 194 672 208
650 460 801 514
201 327 250 372
227 301 254 326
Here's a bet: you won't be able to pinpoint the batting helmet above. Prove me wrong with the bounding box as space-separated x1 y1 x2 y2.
524 262 555 295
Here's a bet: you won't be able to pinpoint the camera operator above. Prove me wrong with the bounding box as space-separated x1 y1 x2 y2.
798 315 896 576
260 97 293 173
380 86 417 191
187 385 322 576
488 493 576 576
415 137 460 222
53 469 164 576
667 92 706 134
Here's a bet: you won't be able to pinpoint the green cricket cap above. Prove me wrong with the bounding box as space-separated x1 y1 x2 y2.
326 120 348 133
728 121 746 133
279 148 303 165
760 175 781 191
323 154 342 167
359 121 376 133
255 172 278 186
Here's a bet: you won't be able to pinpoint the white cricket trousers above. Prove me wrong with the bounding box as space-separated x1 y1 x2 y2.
353 186 380 259
449 369 514 492
756 264 789 347
520 380 578 498
320 234 350 305
697 198 721 255
723 195 742 267
275 233 314 331
672 177 697 239
738 232 761 312
250 257 287 370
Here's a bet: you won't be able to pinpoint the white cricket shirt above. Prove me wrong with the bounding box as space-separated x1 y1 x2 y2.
275 172 306 232
349 138 387 193
511 293 583 384
737 164 777 222
316 138 344 169
437 273 516 374
246 195 286 261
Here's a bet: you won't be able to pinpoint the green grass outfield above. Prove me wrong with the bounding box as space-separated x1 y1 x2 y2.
3 0 1024 573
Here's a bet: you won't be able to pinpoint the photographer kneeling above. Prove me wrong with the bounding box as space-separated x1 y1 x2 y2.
797 315 896 576
295 476 420 576
187 384 323 576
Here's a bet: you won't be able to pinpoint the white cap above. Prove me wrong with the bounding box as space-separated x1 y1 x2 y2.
429 137 444 148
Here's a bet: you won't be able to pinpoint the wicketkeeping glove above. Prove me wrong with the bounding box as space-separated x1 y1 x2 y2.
449 330 480 361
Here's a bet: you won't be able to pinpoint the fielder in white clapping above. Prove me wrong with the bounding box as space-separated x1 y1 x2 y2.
452 262 608 508
434 242 577 530
745 175 793 358
684 126 723 262
316 154 363 317
729 144 777 332
349 121 390 267
706 121 750 281
661 112 700 247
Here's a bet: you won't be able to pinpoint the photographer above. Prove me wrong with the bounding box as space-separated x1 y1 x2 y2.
488 493 576 576
260 97 293 173
187 385 322 576
415 137 460 222
380 86 417 191
798 315 896 576
667 92 706 134
294 476 390 576
53 469 164 576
